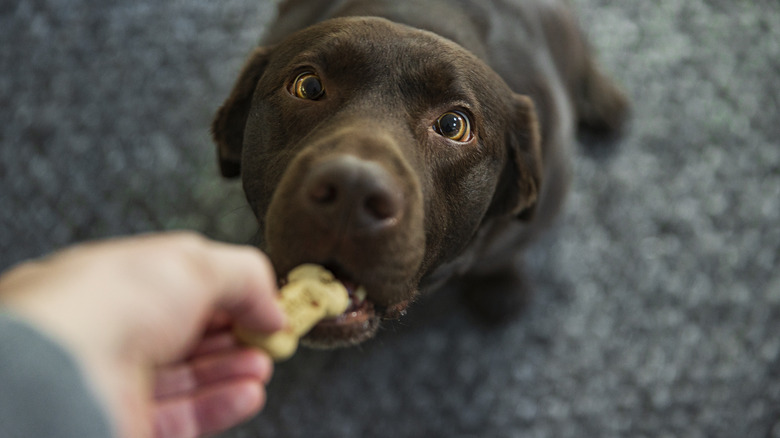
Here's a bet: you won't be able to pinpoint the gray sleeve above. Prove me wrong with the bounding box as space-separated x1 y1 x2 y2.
0 312 115 438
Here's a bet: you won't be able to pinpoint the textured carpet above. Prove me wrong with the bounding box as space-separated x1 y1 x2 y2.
1 1 779 437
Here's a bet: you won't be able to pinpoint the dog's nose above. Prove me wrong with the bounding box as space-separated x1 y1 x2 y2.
303 155 404 234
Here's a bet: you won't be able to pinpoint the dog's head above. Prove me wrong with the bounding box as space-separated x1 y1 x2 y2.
212 17 541 347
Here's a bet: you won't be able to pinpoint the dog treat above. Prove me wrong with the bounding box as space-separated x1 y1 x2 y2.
234 264 350 361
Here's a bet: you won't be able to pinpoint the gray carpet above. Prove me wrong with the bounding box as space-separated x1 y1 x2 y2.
1 1 779 437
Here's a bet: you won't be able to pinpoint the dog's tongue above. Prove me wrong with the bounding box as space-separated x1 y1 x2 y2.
316 282 374 332
336 280 368 313
331 279 408 320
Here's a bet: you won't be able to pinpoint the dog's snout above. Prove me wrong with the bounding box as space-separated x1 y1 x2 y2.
303 155 404 233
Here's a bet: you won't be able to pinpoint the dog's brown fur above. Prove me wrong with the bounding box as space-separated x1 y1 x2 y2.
212 0 628 347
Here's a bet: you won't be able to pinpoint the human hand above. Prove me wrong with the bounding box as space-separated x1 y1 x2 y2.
0 232 285 438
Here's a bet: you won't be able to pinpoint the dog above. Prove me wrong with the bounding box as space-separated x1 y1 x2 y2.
211 0 628 348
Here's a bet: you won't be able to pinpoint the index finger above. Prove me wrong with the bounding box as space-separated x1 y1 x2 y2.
193 241 285 334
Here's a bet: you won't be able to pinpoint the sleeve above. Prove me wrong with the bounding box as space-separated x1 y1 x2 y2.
0 312 115 438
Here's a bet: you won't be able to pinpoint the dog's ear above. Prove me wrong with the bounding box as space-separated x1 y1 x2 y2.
211 46 273 178
489 94 543 220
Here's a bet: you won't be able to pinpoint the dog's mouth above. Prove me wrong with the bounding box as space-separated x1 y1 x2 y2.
295 263 410 348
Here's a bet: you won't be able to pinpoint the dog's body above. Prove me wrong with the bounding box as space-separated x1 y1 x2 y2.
213 0 627 347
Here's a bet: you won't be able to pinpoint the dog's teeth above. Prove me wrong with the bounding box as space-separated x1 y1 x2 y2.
354 286 367 303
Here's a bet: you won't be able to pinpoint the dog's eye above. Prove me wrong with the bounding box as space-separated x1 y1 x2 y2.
434 111 472 142
292 72 325 100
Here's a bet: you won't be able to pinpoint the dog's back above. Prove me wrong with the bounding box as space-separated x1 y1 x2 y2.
264 0 626 130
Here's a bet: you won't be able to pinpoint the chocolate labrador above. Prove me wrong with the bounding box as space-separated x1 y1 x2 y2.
211 0 628 348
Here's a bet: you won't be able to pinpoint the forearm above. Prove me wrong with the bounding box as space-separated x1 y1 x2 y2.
0 312 115 438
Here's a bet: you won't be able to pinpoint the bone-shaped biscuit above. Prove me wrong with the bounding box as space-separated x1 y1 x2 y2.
234 264 349 361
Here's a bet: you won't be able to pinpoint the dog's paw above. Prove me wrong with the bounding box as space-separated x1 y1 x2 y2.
459 269 531 325
575 61 631 157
